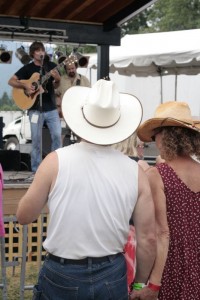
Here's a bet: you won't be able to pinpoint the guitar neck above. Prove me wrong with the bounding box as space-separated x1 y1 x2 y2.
41 61 66 85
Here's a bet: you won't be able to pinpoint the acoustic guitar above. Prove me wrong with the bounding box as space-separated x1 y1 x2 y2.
12 56 76 110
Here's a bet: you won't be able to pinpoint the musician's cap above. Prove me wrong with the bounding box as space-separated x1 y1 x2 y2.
61 79 143 145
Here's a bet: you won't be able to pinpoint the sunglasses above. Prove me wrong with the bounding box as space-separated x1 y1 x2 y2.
151 128 163 141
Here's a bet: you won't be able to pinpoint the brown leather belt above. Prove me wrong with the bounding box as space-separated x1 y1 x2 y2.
47 253 121 265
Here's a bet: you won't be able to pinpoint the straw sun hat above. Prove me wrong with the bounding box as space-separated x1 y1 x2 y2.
61 79 143 145
138 101 200 142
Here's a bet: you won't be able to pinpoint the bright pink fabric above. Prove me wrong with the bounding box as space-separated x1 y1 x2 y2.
0 164 5 237
124 225 136 292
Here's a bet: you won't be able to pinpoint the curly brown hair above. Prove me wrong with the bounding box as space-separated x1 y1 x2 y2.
159 127 200 161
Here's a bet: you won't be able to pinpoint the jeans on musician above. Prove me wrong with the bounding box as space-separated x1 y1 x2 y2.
29 109 62 173
32 254 128 300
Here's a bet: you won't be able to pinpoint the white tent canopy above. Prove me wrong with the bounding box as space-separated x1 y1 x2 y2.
88 29 200 77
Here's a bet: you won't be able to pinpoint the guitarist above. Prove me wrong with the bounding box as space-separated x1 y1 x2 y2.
8 41 62 176
55 55 90 146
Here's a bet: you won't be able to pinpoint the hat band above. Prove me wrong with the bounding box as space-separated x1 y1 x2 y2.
81 106 121 128
160 117 199 128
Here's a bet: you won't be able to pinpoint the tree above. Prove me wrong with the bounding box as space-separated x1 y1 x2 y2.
121 0 200 34
0 92 20 111
147 0 200 32
121 9 151 36
1 92 11 106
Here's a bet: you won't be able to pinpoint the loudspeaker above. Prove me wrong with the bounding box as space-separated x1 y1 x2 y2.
42 127 51 157
0 117 4 149
20 153 31 171
0 150 21 171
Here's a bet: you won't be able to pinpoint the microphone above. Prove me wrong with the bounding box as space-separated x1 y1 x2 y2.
40 55 44 60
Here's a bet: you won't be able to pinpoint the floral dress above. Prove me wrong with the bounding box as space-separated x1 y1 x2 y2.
157 163 200 300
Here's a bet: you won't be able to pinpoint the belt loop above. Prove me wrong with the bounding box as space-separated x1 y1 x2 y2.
60 258 65 265
88 258 92 269
108 255 113 263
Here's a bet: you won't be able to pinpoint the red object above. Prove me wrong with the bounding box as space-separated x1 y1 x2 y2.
123 225 136 293
148 282 161 292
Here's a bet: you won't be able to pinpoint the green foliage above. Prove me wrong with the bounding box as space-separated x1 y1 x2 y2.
121 9 151 36
53 44 96 62
0 92 20 111
121 0 200 35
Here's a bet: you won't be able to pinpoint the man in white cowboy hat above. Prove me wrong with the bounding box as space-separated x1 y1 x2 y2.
16 79 156 300
130 101 200 300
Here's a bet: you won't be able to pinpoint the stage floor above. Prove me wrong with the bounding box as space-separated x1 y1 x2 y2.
3 171 33 184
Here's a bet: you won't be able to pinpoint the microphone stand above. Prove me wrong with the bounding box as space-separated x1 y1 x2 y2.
39 55 44 270
39 55 44 166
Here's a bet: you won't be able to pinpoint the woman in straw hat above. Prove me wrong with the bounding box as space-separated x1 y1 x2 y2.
130 101 200 300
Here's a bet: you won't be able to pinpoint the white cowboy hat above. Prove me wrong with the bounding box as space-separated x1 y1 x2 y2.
61 79 143 145
138 101 200 142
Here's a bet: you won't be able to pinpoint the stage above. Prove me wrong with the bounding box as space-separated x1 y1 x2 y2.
3 171 32 215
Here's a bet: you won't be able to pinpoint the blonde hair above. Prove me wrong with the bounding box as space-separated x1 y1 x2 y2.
112 132 139 157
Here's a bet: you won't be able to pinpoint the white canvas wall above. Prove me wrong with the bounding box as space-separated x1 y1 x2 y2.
79 67 200 122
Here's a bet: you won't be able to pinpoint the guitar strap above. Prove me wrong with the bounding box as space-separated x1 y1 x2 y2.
76 74 81 86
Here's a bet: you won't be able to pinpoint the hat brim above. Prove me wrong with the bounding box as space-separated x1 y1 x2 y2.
62 86 143 145
138 118 198 142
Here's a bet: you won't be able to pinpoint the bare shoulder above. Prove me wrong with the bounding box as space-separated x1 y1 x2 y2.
138 159 150 171
145 166 165 196
42 151 58 164
145 165 158 176
37 151 58 178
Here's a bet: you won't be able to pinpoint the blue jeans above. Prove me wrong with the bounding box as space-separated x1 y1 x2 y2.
32 254 128 300
29 110 62 172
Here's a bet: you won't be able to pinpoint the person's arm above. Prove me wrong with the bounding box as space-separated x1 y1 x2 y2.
130 166 169 300
16 151 58 224
8 74 36 95
82 76 91 87
146 167 169 284
132 166 157 283
8 75 23 88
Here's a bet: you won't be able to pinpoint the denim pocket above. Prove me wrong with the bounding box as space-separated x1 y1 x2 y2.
41 274 79 300
106 273 128 300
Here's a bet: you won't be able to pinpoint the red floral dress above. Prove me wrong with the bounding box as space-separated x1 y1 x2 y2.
156 163 200 300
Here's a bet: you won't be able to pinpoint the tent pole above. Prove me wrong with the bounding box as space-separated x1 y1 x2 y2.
175 74 177 100
160 74 163 103
157 66 163 104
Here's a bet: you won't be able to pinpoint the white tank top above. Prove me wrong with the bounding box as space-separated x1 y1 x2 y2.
43 142 138 259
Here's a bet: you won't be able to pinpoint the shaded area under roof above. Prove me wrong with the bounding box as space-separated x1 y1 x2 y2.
0 0 157 79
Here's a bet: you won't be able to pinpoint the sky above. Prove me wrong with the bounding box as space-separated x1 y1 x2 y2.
0 41 55 98
0 41 23 97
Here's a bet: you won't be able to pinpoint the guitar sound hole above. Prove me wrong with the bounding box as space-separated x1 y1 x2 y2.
32 82 39 91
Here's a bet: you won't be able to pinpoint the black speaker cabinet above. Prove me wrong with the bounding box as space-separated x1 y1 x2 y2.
20 153 31 171
0 150 21 171
42 127 51 157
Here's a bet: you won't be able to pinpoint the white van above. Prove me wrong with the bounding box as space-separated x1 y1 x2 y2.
3 112 67 151
3 113 31 150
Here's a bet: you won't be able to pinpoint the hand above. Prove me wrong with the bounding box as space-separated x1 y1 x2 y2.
129 286 159 300
50 69 60 82
24 83 38 96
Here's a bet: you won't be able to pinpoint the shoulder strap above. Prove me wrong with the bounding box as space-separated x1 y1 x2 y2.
76 74 82 86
